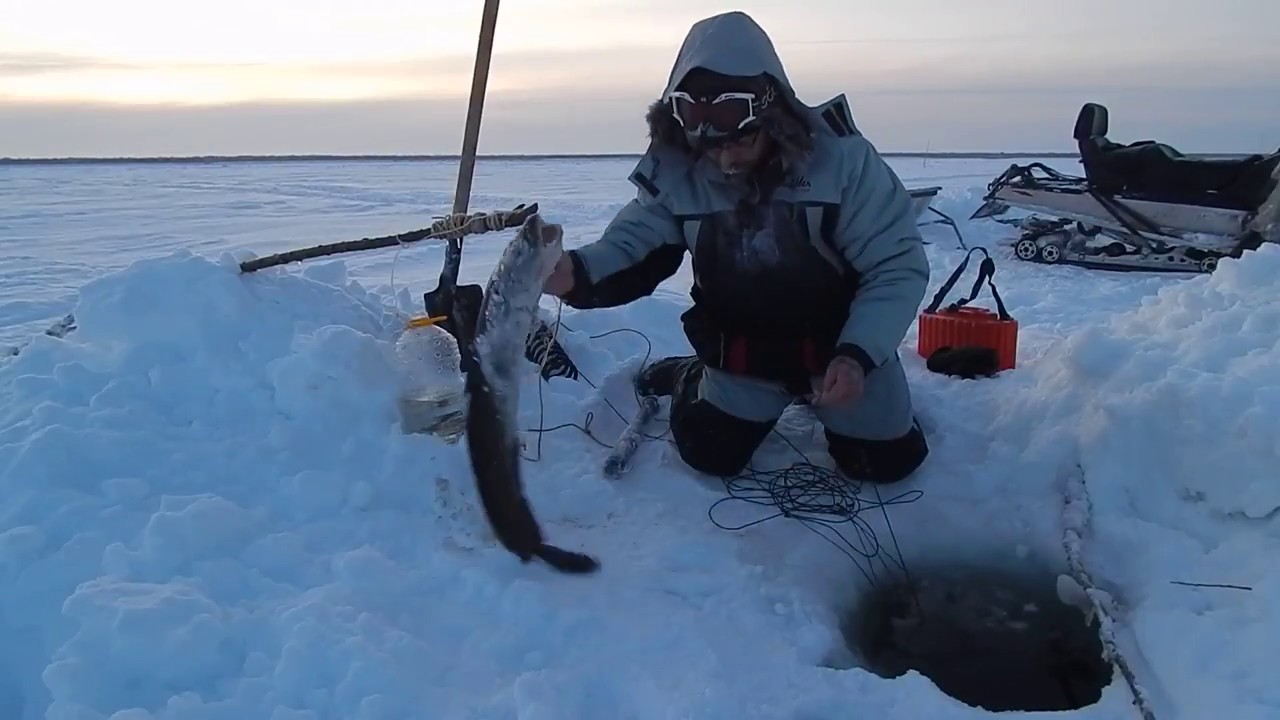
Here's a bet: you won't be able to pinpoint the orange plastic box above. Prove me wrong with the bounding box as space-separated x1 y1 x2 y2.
916 247 1018 372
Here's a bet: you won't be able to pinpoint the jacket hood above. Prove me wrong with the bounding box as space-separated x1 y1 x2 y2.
660 11 797 102
645 11 814 162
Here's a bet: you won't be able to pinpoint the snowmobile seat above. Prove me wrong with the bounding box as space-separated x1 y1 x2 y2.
1074 102 1280 212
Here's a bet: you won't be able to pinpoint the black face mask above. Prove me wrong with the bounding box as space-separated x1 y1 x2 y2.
684 126 755 153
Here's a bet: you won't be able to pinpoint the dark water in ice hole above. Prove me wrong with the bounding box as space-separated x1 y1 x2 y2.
841 563 1114 713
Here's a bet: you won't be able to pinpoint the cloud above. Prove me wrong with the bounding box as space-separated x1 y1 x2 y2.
0 51 139 75
0 43 675 106
4 80 1279 160
0 96 658 158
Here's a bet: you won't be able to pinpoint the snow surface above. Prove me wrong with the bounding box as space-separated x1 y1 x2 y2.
2 156 1277 719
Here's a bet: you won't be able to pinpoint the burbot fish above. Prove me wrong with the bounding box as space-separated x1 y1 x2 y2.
454 212 600 574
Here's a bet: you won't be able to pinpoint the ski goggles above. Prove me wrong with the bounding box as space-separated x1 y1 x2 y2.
667 86 774 139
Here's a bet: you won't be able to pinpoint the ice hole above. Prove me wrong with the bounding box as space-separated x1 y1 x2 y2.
841 561 1114 713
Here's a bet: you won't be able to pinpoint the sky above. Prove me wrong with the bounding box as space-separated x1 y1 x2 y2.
2 0 1278 157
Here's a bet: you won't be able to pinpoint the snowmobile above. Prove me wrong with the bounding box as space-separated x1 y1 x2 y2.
970 102 1280 273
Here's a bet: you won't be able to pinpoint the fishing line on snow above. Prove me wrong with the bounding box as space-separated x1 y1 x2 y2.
388 241 407 317
521 298 672 462
519 305 919 591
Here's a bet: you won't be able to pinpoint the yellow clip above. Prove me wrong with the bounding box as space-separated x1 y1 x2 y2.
406 314 448 329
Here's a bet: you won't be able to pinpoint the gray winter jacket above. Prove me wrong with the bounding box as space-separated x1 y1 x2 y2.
561 11 929 384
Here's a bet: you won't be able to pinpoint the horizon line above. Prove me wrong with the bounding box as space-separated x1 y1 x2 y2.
4 150 1261 167
2 151 1087 166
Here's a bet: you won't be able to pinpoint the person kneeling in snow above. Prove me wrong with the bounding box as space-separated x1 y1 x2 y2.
543 11 930 484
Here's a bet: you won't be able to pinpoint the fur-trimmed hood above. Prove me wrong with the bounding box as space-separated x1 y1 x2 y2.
644 11 815 163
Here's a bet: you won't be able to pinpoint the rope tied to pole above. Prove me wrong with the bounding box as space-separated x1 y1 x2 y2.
422 208 514 242
237 202 538 274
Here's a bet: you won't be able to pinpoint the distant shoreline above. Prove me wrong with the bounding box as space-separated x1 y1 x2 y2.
1 151 1085 166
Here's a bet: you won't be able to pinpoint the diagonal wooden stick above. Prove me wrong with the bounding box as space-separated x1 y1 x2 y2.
237 202 536 273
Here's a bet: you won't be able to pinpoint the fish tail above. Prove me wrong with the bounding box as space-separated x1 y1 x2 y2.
535 543 601 574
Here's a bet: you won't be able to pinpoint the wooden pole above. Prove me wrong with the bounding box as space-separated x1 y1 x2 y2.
435 0 502 307
453 0 501 216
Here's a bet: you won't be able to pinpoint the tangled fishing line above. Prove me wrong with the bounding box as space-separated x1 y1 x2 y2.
709 431 922 591
521 302 921 591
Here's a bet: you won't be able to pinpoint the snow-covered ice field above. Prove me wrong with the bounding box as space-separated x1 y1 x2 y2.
1 156 1277 720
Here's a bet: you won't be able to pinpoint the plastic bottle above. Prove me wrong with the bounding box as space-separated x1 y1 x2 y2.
393 314 466 442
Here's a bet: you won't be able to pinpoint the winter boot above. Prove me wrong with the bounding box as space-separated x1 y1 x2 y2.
635 355 703 397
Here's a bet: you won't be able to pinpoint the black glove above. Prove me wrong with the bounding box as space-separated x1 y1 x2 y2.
926 345 999 379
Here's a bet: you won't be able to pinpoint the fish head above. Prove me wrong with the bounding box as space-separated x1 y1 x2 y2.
517 212 565 281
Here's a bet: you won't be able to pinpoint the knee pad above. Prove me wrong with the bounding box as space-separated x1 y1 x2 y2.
826 420 928 484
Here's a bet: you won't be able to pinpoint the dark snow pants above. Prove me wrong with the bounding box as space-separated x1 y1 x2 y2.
668 356 928 483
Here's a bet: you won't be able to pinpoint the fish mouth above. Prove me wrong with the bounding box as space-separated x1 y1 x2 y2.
522 213 563 247
539 221 564 247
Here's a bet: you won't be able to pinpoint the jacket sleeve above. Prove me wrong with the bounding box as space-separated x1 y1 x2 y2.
560 192 687 309
828 136 930 374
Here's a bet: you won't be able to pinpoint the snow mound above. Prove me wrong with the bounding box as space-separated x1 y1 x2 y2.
1033 244 1280 518
0 252 437 719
